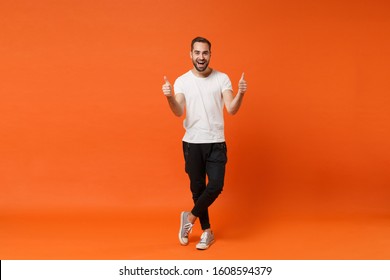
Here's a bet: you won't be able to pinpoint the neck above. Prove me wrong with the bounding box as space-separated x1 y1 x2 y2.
192 67 212 78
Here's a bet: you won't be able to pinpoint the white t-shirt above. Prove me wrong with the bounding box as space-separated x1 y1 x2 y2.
174 70 232 143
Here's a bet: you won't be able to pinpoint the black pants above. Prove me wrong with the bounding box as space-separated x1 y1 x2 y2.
182 141 227 230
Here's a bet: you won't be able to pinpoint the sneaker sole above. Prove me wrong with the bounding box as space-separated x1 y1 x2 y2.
196 239 215 250
179 211 189 246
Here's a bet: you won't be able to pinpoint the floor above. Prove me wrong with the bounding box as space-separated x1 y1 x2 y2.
2 207 390 260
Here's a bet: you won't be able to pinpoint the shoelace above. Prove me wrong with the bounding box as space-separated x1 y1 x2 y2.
199 232 209 244
183 223 193 236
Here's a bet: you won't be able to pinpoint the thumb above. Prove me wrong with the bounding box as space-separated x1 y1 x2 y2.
164 75 170 84
240 72 245 81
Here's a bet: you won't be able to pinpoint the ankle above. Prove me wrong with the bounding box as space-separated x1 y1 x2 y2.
188 212 197 224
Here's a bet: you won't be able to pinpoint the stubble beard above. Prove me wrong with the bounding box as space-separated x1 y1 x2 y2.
192 59 209 73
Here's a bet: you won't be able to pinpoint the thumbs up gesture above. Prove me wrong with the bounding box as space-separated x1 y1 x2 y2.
162 76 173 97
238 72 247 95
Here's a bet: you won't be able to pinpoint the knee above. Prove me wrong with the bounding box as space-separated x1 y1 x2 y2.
207 180 224 197
190 181 206 199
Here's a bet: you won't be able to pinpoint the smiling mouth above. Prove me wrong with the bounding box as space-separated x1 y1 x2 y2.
193 59 208 71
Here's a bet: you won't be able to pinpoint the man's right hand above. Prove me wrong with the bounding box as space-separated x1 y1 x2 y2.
162 76 172 97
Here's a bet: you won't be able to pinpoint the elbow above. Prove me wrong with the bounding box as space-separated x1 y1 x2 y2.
227 108 238 115
173 109 184 117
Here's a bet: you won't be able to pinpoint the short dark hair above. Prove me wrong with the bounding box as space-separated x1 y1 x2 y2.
191 37 211 51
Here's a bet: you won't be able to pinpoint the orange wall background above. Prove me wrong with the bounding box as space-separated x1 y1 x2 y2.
1 0 389 220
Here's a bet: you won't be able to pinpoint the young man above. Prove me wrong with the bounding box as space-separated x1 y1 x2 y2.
162 37 247 250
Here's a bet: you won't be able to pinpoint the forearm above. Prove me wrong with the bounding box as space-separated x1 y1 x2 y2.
166 95 184 117
162 76 184 117
225 72 247 115
227 92 245 115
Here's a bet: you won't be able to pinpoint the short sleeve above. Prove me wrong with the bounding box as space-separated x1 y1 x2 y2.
174 78 184 95
221 73 232 92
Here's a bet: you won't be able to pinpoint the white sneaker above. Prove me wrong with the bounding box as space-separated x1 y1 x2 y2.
179 211 193 245
196 231 215 250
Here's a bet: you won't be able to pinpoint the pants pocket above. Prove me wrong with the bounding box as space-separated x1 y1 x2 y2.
210 142 227 163
182 141 190 173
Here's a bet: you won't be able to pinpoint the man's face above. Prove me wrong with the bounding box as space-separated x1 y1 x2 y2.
190 42 211 72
